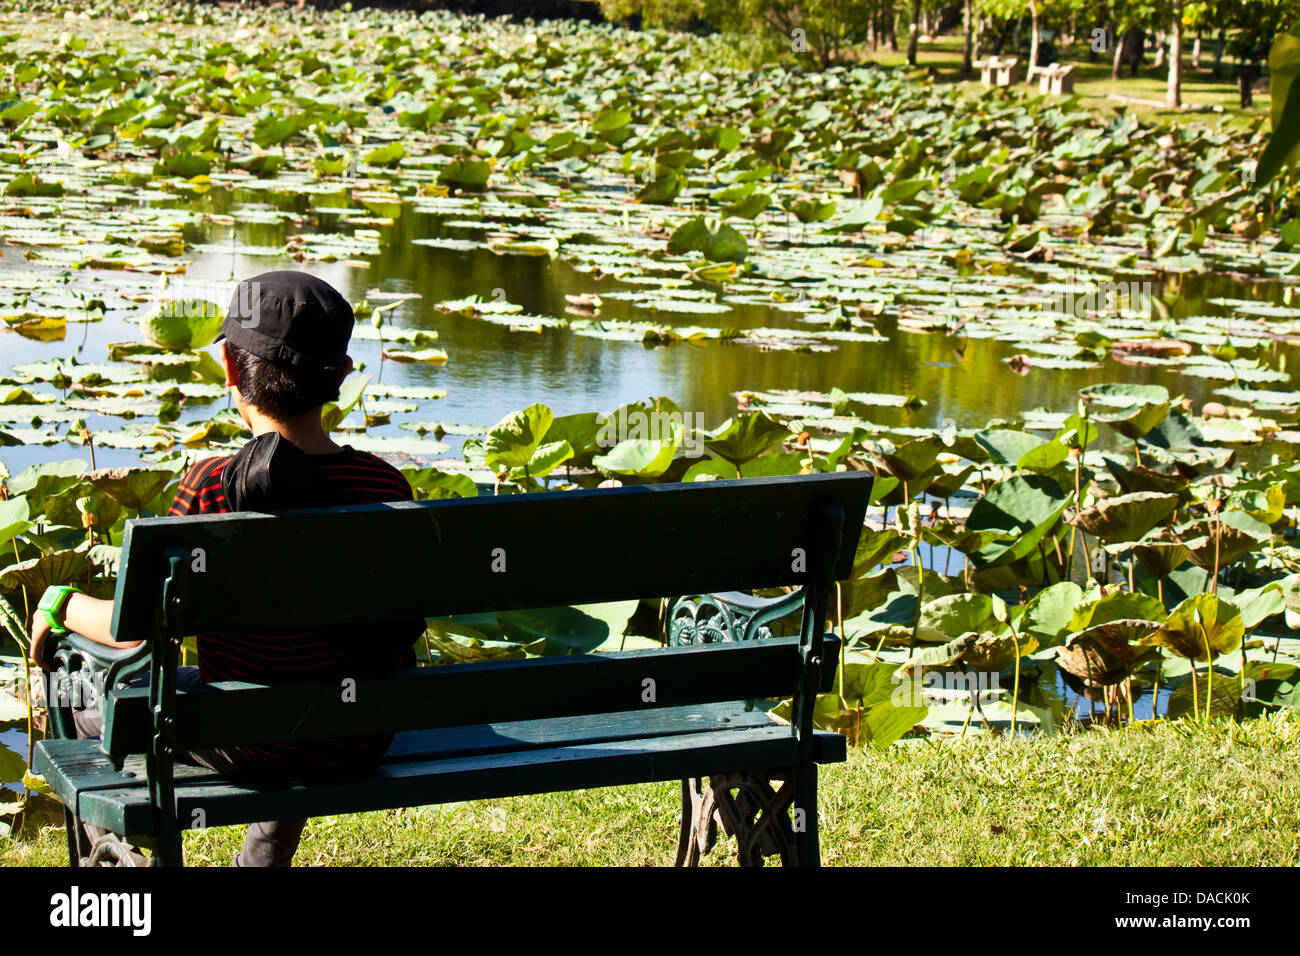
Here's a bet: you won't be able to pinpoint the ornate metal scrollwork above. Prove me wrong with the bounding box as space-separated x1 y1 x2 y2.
666 589 813 865
667 593 787 647
675 772 801 867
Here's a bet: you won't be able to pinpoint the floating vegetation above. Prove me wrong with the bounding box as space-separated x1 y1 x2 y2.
1 0 1299 780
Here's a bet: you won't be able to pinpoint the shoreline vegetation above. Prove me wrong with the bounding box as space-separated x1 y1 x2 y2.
5 712 1298 865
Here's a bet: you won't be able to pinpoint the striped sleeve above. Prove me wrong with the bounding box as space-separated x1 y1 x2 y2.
169 456 233 516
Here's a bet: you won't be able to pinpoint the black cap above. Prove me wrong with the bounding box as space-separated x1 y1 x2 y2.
216 271 354 372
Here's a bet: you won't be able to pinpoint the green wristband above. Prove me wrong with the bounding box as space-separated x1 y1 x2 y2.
37 585 80 637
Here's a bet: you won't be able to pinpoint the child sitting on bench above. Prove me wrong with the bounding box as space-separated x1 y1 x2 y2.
31 271 425 866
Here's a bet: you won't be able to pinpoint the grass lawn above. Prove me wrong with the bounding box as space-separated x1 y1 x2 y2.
857 35 1270 128
5 712 1298 866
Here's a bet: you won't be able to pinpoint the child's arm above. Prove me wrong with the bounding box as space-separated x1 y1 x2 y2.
30 593 141 671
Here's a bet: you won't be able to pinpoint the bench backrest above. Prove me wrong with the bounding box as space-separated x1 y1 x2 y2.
102 473 871 759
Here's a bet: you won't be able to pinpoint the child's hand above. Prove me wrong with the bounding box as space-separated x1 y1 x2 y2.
29 609 55 672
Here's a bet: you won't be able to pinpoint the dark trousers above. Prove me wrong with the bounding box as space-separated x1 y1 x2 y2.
71 666 308 867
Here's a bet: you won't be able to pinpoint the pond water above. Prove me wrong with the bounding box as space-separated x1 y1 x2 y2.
2 181 1296 477
0 179 1296 785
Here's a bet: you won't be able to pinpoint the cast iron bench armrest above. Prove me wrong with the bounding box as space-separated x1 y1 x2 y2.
47 632 153 740
668 588 807 645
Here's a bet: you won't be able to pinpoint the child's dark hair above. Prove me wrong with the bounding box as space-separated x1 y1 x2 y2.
225 343 340 419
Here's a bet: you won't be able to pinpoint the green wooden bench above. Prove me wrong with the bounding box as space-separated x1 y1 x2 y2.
35 471 870 867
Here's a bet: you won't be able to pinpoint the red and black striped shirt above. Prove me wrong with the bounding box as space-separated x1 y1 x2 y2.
170 445 421 773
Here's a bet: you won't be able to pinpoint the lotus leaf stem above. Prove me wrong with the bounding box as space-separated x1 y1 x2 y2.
836 582 846 708
1190 658 1200 721
13 539 36 769
1211 515 1221 597
1202 621 1214 726
1152 654 1163 720
1010 628 1021 736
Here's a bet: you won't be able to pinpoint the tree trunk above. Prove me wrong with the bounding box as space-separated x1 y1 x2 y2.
1166 2 1182 109
993 16 1010 56
1213 27 1225 77
907 0 921 65
1112 25 1124 78
1153 30 1166 70
888 3 898 53
962 0 973 73
1127 27 1143 77
1192 31 1201 70
1026 0 1040 79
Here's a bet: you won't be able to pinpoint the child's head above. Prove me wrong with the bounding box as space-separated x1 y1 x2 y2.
215 271 355 423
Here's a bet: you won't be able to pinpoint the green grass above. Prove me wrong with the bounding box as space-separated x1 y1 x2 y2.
5 712 1298 866
846 35 1269 128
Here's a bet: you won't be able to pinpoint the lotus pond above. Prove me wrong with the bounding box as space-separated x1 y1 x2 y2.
2 0 1300 821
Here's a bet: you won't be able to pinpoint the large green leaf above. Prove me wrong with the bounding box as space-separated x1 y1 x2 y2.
0 496 31 549
511 439 572 481
485 403 554 472
1057 619 1161 685
402 468 478 500
1067 590 1166 634
0 548 93 595
666 216 748 262
321 373 371 432
703 412 788 466
140 300 225 352
1243 660 1300 711
1179 511 1272 571
494 602 638 656
865 435 943 484
1140 593 1244 663
1166 672 1244 720
438 158 492 191
366 142 406 167
1093 401 1170 441
636 164 684 203
1020 581 1083 647
425 618 525 664
6 460 87 514
772 660 926 749
543 412 605 463
916 592 1007 645
84 467 178 513
967 474 1069 566
593 437 679 478
1073 491 1180 545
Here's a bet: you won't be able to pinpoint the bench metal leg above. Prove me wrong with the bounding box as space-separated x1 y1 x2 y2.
676 770 811 867
63 807 82 868
85 833 149 867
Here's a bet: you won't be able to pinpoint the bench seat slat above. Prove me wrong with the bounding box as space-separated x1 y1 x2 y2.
382 701 786 762
104 639 805 756
41 725 844 834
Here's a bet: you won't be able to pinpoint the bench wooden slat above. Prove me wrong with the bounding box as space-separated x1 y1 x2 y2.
102 638 809 756
60 726 843 833
110 472 870 640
